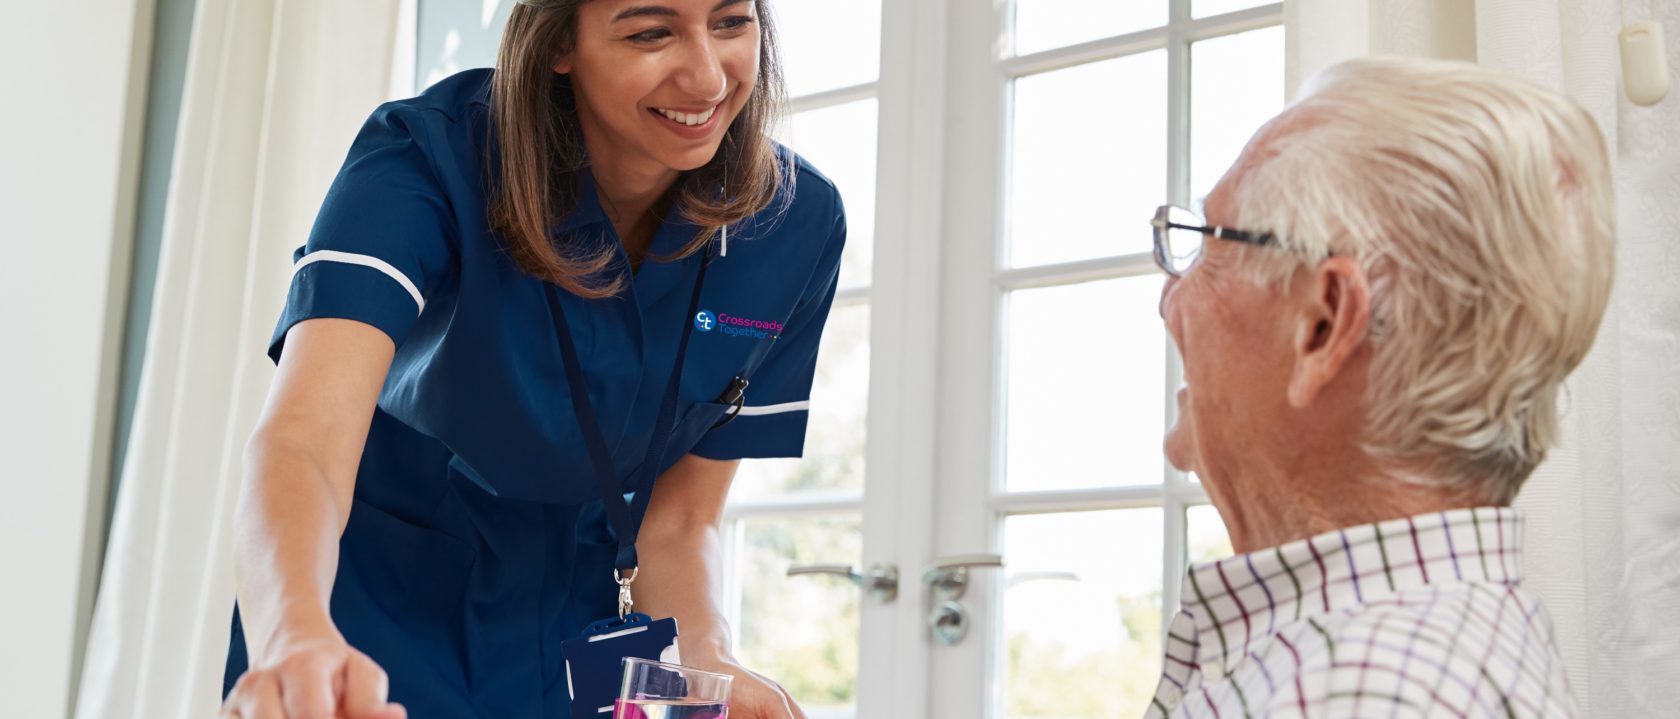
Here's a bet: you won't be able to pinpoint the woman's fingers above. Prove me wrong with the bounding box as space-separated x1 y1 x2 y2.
223 638 405 719
779 686 807 719
369 705 409 719
341 650 402 719
737 671 805 719
767 677 805 719
275 650 339 719
223 671 285 719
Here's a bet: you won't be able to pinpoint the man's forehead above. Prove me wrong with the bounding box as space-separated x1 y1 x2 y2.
1205 105 1317 221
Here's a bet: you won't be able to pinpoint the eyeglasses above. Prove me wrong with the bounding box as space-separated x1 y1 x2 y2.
1150 204 1276 277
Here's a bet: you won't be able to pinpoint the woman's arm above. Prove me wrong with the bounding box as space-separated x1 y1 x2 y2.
637 454 807 719
224 317 405 719
636 454 738 657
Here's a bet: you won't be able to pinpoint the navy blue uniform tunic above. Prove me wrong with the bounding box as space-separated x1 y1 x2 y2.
223 69 846 718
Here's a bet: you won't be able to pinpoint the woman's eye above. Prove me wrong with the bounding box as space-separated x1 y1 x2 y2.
626 28 672 44
714 15 755 33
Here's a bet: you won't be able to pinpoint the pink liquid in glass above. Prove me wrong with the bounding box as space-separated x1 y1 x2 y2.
613 698 728 719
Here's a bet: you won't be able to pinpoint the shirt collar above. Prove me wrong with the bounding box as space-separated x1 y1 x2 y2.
556 164 610 233
1175 506 1524 672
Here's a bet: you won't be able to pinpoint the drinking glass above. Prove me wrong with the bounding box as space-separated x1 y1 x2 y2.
614 658 733 719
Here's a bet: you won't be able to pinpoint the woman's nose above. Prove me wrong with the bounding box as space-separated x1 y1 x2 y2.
675 38 728 102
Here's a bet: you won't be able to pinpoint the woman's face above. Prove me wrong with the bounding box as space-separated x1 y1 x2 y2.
558 0 761 174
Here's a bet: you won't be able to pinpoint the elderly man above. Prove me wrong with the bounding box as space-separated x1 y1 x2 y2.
1145 56 1612 718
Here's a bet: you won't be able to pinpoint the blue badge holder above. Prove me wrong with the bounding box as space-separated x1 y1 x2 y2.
561 612 681 719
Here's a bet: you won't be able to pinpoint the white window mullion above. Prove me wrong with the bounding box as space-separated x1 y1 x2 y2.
723 495 865 522
995 253 1157 291
1160 0 1196 646
998 27 1171 77
788 82 880 115
1184 3 1286 41
1167 10 1193 209
832 286 871 307
723 519 746 656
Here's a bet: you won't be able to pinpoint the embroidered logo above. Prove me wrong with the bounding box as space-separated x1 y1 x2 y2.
699 310 783 340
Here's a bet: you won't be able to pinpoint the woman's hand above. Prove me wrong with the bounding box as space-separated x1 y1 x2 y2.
219 633 406 719
688 653 807 719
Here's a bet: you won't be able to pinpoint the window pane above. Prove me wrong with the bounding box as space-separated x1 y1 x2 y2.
734 515 862 716
777 99 877 290
1013 0 1166 56
1186 504 1234 565
774 0 882 97
1002 509 1164 718
1189 26 1285 203
732 304 869 499
1005 276 1165 491
1009 52 1167 268
1193 0 1278 19
416 1 508 90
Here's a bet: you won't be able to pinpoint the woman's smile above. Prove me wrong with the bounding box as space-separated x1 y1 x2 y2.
647 97 727 139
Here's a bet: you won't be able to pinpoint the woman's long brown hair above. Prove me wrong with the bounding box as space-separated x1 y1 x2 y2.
489 1 787 298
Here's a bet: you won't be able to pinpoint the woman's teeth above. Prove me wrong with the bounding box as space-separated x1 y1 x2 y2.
656 106 716 126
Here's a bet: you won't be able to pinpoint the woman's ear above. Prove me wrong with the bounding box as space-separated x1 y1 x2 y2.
553 53 573 75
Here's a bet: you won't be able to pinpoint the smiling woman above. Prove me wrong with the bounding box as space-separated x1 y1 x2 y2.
218 0 846 717
492 0 787 296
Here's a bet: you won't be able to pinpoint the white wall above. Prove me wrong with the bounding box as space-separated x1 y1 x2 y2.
0 0 151 716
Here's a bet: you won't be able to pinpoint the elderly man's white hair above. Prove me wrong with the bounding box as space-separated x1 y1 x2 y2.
1221 56 1615 504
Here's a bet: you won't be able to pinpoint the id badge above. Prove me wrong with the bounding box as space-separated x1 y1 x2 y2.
561 613 681 719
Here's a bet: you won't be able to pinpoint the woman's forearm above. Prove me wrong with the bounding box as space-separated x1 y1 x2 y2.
635 519 734 659
233 434 355 664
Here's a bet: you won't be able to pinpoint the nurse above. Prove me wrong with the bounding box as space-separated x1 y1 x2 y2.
219 1 842 717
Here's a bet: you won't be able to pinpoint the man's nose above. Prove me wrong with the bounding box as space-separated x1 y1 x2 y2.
1159 273 1179 320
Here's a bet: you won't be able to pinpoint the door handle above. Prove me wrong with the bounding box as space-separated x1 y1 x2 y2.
786 562 900 603
922 553 1004 599
921 554 1005 646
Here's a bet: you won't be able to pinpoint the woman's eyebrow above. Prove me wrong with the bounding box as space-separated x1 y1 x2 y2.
612 5 676 23
611 0 749 23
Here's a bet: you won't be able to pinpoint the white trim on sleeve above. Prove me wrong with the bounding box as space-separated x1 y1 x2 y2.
735 400 810 417
293 250 426 313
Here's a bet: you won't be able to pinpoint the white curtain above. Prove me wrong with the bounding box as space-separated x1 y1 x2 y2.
1287 1 1680 716
74 1 402 716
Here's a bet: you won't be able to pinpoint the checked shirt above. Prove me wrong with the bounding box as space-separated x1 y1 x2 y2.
1144 507 1575 718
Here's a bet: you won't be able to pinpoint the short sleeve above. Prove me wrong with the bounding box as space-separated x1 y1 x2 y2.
267 104 457 362
693 206 846 460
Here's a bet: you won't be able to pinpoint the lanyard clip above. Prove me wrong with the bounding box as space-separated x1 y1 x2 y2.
615 567 638 621
712 376 749 429
716 376 749 405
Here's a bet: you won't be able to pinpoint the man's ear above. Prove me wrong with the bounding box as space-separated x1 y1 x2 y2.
1286 256 1370 408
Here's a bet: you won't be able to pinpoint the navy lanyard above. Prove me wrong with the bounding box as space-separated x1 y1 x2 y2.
543 245 713 576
